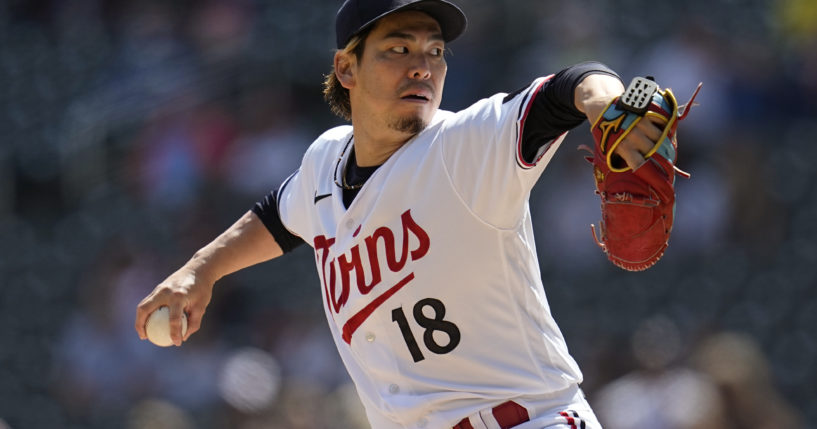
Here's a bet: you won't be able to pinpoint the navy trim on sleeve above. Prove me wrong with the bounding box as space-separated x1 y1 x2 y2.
252 182 305 253
519 61 621 164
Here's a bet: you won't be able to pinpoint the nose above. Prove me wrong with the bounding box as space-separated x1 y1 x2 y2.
408 54 431 80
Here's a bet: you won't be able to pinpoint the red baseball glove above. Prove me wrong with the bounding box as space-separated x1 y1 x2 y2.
583 77 701 271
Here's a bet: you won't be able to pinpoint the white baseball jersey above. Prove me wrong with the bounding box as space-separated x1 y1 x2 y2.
277 76 583 428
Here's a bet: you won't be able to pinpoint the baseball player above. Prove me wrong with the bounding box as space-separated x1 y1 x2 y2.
135 0 693 427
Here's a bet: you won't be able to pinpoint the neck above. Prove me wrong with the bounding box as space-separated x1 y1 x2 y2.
350 120 415 167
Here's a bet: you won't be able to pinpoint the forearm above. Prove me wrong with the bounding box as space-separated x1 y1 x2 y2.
574 73 625 124
185 210 284 284
135 210 282 344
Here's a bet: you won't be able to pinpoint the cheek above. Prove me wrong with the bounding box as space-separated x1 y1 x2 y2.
362 63 400 98
435 66 447 98
358 73 387 101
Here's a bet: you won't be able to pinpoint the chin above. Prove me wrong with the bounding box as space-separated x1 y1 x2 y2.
389 114 428 135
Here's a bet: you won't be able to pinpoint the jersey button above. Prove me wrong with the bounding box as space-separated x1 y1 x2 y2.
388 384 399 394
365 332 376 342
345 219 355 229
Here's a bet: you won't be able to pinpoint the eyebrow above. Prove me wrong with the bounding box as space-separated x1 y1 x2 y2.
382 28 444 42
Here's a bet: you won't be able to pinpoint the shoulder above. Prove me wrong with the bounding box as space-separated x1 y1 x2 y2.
312 124 353 150
316 124 353 141
302 124 353 163
439 77 552 131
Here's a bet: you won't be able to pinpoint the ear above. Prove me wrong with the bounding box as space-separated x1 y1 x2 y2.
335 51 356 90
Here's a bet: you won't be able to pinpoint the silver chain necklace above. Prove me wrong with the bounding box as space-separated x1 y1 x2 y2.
333 136 365 190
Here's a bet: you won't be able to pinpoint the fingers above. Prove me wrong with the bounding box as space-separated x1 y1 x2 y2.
616 116 668 170
616 130 652 170
638 115 665 142
135 268 214 346
134 284 197 346
617 146 647 171
135 293 163 340
168 298 188 347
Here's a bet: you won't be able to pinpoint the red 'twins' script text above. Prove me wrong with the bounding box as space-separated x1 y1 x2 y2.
312 210 430 343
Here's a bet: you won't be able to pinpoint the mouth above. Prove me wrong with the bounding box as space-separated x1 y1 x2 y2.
401 93 430 102
399 85 433 103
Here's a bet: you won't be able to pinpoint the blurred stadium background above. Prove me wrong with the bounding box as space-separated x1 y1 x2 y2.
1 0 816 428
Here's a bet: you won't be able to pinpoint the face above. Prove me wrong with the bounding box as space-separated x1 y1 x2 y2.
341 11 447 137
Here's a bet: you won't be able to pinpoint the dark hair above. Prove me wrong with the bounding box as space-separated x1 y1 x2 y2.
323 28 371 121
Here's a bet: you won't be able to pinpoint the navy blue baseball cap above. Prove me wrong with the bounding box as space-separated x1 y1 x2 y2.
335 0 467 49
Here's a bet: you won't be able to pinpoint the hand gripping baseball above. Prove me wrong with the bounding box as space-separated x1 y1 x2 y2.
582 77 702 271
135 266 214 346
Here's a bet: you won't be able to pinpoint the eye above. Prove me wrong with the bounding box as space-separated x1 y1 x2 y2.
391 46 408 54
430 47 443 56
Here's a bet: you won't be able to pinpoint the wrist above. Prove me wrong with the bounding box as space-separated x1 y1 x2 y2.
184 251 220 286
575 74 624 122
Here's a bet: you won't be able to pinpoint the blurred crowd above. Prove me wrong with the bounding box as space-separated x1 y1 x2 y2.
1 0 816 428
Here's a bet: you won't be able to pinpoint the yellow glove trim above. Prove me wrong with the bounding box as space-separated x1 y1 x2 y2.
600 88 679 173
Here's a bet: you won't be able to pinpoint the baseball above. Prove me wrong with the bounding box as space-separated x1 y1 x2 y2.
145 306 187 347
